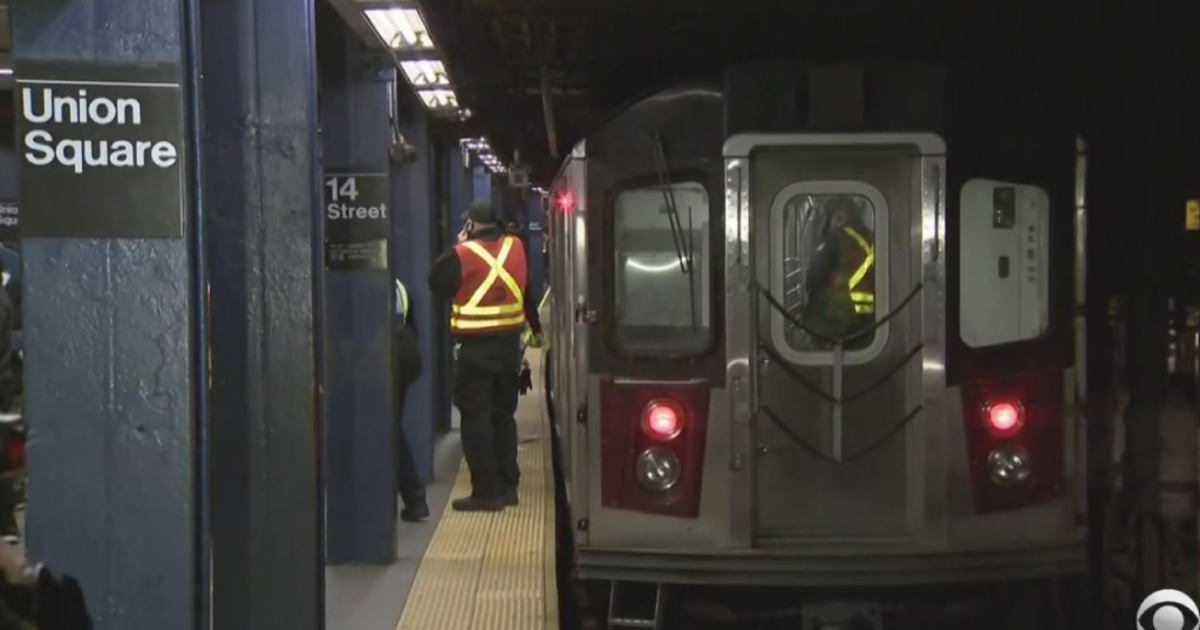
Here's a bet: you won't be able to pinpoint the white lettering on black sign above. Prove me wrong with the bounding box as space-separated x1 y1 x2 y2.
22 89 178 173
323 172 390 271
16 62 186 239
0 203 17 242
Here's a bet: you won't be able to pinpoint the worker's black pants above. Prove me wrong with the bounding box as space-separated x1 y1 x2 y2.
453 360 521 499
394 383 425 507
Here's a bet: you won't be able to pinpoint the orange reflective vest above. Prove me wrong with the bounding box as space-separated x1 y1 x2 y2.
450 235 528 335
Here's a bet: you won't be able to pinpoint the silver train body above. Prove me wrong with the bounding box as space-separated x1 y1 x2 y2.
542 61 1087 592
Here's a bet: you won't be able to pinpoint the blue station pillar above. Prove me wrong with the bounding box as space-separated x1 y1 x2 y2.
445 142 469 247
435 141 471 426
318 24 397 566
472 164 491 205
391 91 435 482
13 0 321 629
526 194 546 302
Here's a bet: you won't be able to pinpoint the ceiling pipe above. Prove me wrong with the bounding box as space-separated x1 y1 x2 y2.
539 64 559 159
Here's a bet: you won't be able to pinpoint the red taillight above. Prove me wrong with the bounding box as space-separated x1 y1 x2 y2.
641 400 683 440
984 400 1024 436
555 191 574 213
961 372 1065 514
599 380 710 519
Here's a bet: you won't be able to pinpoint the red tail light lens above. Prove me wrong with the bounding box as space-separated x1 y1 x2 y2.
599 380 711 518
961 371 1065 514
555 191 574 213
984 400 1024 436
641 400 683 440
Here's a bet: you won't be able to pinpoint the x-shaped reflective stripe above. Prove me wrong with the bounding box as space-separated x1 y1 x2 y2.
843 226 875 293
456 237 524 316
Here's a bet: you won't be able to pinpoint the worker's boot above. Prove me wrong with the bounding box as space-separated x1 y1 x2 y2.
399 486 430 523
452 480 505 512
451 494 505 512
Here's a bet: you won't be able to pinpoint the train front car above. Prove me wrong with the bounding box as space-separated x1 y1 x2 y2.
548 62 1086 629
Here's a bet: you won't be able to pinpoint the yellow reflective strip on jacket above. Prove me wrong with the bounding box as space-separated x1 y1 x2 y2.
395 280 409 320
459 237 525 316
451 302 523 315
450 314 527 330
843 226 875 293
853 303 875 314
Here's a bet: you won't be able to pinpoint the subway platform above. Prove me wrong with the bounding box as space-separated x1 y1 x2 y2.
326 350 558 630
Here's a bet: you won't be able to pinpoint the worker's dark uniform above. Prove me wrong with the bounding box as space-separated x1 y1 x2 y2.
429 212 540 511
805 217 876 347
393 279 429 522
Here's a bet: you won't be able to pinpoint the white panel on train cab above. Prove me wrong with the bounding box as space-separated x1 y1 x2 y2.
957 180 1050 349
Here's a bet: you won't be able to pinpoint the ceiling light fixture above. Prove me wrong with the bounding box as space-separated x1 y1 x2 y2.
363 7 435 51
399 60 450 88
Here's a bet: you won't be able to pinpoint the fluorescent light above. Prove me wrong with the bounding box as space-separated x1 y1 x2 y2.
399 60 450 88
416 88 457 110
363 8 435 51
460 137 488 152
0 70 12 76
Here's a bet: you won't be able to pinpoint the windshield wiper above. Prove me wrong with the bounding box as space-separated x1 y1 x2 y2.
650 134 699 330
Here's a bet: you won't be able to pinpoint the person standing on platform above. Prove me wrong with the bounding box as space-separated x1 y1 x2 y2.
393 279 429 522
429 200 530 512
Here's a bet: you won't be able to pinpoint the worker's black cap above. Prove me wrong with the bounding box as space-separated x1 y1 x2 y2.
461 200 499 224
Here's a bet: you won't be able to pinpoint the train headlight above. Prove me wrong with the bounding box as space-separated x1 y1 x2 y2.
635 447 681 491
987 444 1032 487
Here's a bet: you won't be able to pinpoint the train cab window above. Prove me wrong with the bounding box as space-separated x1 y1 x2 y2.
769 182 889 365
958 179 1050 348
611 181 712 355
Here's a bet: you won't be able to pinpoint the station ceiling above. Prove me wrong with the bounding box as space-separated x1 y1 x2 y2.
406 0 1200 176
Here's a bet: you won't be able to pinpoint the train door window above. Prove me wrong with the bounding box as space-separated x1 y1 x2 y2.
958 179 1050 348
611 181 711 355
769 181 889 365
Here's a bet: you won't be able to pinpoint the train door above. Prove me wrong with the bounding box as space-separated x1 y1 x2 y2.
727 133 944 544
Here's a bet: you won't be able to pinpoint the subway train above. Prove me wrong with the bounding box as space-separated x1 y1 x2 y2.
541 61 1087 629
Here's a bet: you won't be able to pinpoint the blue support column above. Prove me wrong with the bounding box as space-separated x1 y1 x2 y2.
441 142 469 412
199 0 321 628
392 91 434 483
527 196 545 301
472 165 491 204
13 0 321 629
491 175 506 221
319 29 396 566
446 146 469 247
13 3 195 629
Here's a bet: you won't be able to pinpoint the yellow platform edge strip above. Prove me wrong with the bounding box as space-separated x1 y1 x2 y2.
395 351 557 630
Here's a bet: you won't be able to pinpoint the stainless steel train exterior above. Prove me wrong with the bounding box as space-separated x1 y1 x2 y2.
542 61 1087 623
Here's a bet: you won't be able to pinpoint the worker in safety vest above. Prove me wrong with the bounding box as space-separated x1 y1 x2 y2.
804 196 876 347
392 279 429 522
428 200 530 512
